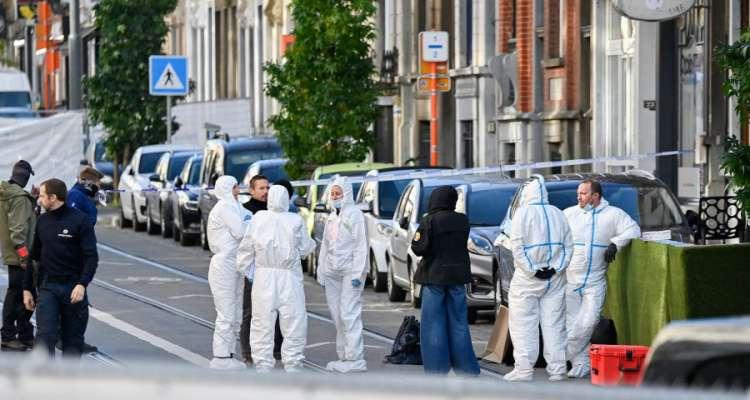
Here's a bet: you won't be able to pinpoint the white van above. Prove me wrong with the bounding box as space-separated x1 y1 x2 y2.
0 68 36 118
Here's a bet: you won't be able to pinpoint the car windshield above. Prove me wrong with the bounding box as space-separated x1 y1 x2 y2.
188 160 202 185
138 152 165 174
168 156 191 181
418 186 439 222
263 165 290 183
226 149 283 181
95 142 109 162
0 92 31 108
378 179 411 219
546 183 640 222
468 188 514 226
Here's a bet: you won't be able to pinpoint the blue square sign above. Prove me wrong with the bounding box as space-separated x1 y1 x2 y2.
149 55 189 96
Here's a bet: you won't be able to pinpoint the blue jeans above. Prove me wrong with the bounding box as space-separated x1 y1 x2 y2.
420 284 480 376
36 282 89 358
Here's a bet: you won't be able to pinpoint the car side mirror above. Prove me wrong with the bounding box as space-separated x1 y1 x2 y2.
399 216 409 230
149 174 161 182
314 203 329 213
209 172 220 186
293 196 309 209
128 168 135 176
358 202 373 213
174 177 184 188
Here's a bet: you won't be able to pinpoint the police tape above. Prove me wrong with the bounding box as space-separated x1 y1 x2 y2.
103 149 693 195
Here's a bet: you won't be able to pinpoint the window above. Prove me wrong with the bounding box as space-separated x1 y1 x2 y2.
461 121 474 168
467 189 515 226
378 179 411 219
225 149 283 181
504 143 516 178
464 0 473 67
546 0 565 60
188 159 202 185
419 121 430 166
139 152 166 174
395 185 413 221
168 156 191 181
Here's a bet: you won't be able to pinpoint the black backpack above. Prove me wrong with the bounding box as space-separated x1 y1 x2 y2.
384 315 423 365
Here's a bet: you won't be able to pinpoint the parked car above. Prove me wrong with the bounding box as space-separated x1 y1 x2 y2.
294 162 394 276
85 139 123 191
454 178 521 322
0 67 36 118
386 177 467 307
144 150 198 236
356 167 452 292
241 158 289 186
493 171 693 308
199 136 283 249
119 144 193 231
169 154 203 246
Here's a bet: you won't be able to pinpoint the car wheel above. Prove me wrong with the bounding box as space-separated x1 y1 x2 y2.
467 308 479 325
371 254 387 293
133 198 146 232
118 204 132 228
180 231 195 247
160 207 172 238
201 220 210 250
409 263 422 309
386 257 406 302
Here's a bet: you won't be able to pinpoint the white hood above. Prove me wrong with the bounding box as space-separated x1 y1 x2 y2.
268 185 290 212
328 176 355 208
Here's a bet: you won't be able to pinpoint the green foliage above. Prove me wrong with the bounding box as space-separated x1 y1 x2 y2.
720 136 750 214
716 30 750 124
265 0 378 179
717 30 750 216
83 0 178 165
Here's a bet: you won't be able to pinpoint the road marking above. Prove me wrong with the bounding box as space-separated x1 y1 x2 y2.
306 341 334 349
168 294 213 300
113 276 183 284
89 307 210 367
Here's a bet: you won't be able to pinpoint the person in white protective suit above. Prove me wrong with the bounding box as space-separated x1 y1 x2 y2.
207 175 252 370
317 177 369 373
563 179 640 378
237 185 315 372
505 175 574 382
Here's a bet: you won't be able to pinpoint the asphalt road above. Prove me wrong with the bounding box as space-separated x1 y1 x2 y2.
0 207 590 384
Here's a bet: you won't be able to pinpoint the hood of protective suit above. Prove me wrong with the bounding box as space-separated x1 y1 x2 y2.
427 185 458 213
520 175 549 206
214 175 238 203
328 177 355 207
268 185 290 212
0 180 28 202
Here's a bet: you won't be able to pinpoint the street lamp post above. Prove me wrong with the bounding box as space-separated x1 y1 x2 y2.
69 0 82 110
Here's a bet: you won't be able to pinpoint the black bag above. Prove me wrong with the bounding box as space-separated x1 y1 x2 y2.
590 317 618 345
384 315 423 365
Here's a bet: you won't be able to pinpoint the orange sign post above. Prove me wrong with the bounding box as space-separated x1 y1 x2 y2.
418 31 450 166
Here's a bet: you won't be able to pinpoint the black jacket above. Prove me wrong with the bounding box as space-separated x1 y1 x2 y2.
24 204 98 290
411 186 471 285
243 198 267 214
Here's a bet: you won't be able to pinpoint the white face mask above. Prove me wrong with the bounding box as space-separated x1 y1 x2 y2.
582 202 594 212
331 198 343 209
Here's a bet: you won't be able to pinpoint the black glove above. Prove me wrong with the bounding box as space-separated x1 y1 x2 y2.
604 243 618 263
534 268 556 280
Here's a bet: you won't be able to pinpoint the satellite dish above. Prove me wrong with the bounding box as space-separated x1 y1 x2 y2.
612 0 696 22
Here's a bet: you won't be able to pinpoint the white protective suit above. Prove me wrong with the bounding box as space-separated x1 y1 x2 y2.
506 176 574 382
563 198 640 377
317 177 369 373
237 185 315 372
207 176 252 369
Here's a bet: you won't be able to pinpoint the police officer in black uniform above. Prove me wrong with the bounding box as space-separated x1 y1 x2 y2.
22 178 98 358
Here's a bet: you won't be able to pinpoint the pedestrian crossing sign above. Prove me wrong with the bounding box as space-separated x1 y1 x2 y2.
149 55 189 96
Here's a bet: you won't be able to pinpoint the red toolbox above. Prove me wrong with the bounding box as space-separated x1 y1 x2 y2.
590 344 649 386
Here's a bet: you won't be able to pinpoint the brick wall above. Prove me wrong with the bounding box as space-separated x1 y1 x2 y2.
516 0 534 113
497 0 514 54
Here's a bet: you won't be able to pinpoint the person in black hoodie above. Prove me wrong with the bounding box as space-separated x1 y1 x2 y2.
411 185 480 376
22 178 98 358
240 175 283 363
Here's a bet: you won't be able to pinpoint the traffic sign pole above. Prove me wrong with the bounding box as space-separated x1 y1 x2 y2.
166 96 172 144
430 61 438 166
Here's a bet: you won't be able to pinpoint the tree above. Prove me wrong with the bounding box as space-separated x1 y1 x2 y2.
83 0 177 189
716 30 750 222
265 0 378 179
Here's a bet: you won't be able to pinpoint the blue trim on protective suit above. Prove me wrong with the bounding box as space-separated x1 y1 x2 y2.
524 242 563 250
575 208 600 295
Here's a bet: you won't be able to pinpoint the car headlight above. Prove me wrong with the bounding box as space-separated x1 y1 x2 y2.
376 222 394 236
467 232 493 256
101 175 113 185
